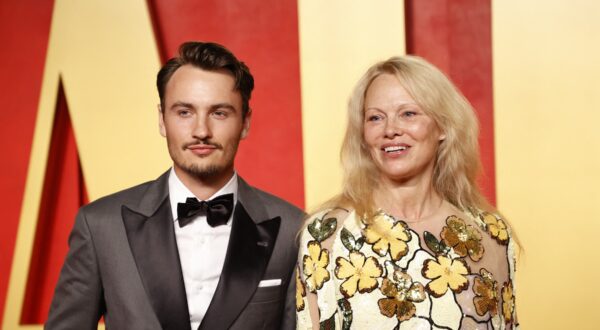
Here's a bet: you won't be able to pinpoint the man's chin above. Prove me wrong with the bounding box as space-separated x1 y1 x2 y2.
177 163 231 181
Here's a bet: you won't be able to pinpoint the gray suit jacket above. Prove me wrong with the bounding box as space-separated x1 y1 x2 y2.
46 171 304 330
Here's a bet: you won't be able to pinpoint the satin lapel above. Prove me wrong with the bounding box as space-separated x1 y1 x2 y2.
199 203 281 330
122 197 191 330
236 177 270 224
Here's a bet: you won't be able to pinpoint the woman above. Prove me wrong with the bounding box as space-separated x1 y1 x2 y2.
296 56 518 329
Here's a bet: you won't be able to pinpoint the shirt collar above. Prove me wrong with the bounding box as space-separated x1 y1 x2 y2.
168 168 238 225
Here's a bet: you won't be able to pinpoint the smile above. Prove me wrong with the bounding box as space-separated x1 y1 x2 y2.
383 145 409 153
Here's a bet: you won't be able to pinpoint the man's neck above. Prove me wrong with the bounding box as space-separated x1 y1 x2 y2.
173 166 235 200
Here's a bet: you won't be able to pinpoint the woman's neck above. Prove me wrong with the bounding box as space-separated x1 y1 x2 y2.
374 175 444 222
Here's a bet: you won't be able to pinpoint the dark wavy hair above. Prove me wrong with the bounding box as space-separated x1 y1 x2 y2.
157 41 254 117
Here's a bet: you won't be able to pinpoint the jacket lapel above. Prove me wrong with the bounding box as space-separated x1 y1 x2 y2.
121 171 190 330
199 177 281 330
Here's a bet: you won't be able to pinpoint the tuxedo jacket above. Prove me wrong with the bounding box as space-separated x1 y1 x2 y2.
46 171 304 330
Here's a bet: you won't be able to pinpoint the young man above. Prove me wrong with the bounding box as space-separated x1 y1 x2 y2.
46 42 303 330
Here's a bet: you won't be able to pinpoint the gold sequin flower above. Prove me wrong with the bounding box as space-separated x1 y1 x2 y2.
335 251 383 298
296 267 306 311
363 213 411 261
422 255 470 297
302 241 330 292
502 281 515 325
441 216 484 261
481 212 509 245
472 268 499 316
378 270 426 321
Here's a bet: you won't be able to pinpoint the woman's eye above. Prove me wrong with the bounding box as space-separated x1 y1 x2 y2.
367 114 383 122
402 111 417 118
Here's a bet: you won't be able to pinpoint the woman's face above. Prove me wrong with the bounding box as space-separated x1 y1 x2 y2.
363 74 444 184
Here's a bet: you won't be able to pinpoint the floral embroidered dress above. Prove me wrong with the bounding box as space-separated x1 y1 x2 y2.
296 206 518 330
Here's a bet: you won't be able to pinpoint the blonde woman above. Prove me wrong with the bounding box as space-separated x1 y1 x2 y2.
296 56 518 329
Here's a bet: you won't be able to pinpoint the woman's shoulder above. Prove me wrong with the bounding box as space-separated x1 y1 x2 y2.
300 207 355 249
461 206 515 246
303 207 354 233
307 206 353 221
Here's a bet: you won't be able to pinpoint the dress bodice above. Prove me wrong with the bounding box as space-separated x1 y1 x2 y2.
296 207 518 330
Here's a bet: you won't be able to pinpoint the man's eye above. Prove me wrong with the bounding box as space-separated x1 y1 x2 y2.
213 110 228 118
177 110 191 117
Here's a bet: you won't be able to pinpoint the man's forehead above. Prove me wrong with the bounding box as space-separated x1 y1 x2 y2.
169 65 235 83
166 66 239 94
164 68 242 110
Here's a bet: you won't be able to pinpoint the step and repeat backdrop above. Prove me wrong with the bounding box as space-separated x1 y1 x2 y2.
1 0 598 329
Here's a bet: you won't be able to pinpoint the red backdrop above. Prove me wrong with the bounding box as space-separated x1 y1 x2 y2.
0 0 495 325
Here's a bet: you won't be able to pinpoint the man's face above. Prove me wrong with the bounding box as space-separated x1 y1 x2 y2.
159 65 250 184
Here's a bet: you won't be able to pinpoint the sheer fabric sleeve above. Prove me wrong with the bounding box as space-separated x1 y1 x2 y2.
296 209 350 329
458 210 519 329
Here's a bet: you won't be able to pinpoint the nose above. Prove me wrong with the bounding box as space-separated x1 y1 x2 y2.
192 114 212 140
384 117 403 138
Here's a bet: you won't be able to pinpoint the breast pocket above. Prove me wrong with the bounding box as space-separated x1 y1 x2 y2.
232 286 284 330
249 284 282 304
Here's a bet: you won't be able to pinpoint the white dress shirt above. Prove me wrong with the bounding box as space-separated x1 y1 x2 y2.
168 168 238 330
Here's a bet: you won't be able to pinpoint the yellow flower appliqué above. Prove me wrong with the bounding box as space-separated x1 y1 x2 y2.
363 213 411 261
378 271 426 321
422 255 470 297
502 281 515 324
302 241 330 292
441 216 484 261
335 251 383 298
296 267 306 311
481 212 509 245
472 268 499 316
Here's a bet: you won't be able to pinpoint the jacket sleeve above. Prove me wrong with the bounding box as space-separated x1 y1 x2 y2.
46 208 104 329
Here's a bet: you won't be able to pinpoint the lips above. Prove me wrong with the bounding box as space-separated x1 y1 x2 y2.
381 143 410 154
187 143 218 156
384 145 407 152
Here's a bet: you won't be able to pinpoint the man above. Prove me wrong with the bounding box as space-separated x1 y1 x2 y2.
46 41 303 330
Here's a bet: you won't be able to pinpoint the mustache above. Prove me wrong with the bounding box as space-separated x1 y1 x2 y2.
182 140 223 150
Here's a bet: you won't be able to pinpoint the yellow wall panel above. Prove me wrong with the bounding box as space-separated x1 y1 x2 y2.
3 0 161 328
52 0 167 199
493 0 600 328
298 0 405 209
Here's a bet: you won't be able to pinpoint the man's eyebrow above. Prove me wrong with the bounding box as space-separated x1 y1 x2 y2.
210 103 237 112
170 101 195 110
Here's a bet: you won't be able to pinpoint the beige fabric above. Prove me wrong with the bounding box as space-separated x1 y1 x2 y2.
296 204 518 330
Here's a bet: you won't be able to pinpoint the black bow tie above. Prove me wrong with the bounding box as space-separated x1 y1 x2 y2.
177 193 234 228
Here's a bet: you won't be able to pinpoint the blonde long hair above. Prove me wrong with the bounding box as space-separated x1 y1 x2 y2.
323 55 492 217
